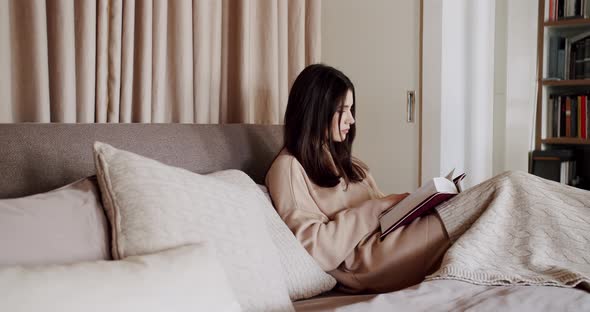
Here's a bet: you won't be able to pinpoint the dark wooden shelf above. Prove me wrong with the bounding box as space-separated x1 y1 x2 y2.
542 79 590 86
542 137 590 145
544 18 590 27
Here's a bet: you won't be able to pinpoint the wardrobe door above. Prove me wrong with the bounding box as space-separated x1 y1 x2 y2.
322 0 421 193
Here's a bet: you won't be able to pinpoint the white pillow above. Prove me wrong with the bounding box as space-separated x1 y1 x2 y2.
210 171 336 300
0 244 241 312
93 142 293 312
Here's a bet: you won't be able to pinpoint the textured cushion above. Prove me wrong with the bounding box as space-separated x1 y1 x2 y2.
0 244 241 312
93 142 293 312
0 177 110 266
211 171 336 300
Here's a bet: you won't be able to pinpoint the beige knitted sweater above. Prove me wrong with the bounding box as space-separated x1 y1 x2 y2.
266 149 450 293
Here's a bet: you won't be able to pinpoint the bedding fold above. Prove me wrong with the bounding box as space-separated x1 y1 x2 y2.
429 171 590 290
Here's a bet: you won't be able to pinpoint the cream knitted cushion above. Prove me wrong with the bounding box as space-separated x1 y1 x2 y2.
209 171 336 300
93 142 292 312
0 244 241 312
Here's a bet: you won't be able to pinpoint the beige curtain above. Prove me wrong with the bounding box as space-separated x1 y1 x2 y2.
0 0 321 123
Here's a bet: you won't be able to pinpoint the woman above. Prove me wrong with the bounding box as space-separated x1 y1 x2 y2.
267 64 590 294
265 64 450 293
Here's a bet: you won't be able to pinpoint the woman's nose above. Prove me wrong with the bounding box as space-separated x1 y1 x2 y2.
348 112 355 125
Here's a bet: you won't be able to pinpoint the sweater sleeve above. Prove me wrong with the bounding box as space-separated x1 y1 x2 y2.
365 171 385 198
265 156 384 271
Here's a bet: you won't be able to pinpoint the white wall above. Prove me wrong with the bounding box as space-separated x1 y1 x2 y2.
504 0 538 172
422 1 443 183
423 0 496 187
423 0 538 185
442 0 496 187
493 0 508 175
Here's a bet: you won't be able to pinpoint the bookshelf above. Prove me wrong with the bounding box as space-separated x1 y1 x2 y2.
533 0 590 190
542 79 590 86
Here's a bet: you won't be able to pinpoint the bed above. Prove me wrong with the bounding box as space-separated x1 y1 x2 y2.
1 123 588 311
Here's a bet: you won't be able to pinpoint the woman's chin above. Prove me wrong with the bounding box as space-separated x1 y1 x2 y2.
333 134 346 142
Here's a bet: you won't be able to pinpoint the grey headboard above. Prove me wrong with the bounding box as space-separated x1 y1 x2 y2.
0 124 284 199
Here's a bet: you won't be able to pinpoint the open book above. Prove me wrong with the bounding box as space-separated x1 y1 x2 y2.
379 169 466 239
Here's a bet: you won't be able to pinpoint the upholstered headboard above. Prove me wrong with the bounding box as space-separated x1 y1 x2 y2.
0 124 284 199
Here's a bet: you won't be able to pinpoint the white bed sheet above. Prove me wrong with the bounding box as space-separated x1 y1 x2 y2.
294 280 590 312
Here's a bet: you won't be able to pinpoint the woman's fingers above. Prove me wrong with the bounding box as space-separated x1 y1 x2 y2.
386 193 409 207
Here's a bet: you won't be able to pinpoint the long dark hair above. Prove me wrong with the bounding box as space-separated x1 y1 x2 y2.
284 64 366 188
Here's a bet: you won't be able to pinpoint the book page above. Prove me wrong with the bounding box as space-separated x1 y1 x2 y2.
444 168 455 180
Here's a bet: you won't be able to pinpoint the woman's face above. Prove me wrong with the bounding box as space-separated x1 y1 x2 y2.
331 90 355 142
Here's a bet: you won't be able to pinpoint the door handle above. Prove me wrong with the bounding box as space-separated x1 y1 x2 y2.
407 90 415 123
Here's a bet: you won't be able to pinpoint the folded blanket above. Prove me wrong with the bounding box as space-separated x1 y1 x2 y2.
428 171 590 291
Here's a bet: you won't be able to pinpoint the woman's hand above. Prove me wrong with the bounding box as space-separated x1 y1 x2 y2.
365 193 410 218
379 193 410 211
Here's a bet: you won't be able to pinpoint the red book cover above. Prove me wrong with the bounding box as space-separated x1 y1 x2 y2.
566 97 571 137
584 95 588 138
582 96 587 139
380 192 456 238
549 0 555 21
379 171 466 239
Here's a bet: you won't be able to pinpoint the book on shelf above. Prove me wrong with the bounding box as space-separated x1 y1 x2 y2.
561 160 577 184
562 96 567 136
378 169 466 239
566 32 590 80
538 1 590 192
547 36 566 79
548 93 589 139
566 97 572 137
550 95 557 137
531 149 577 186
582 96 588 138
547 0 590 21
547 32 590 80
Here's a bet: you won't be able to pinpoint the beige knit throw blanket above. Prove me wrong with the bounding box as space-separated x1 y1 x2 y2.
428 171 590 290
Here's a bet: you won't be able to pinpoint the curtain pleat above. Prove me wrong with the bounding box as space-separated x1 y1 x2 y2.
277 1 288 124
119 0 135 123
132 0 152 123
219 0 229 123
0 0 321 124
95 0 109 122
107 0 123 123
168 0 194 123
9 0 51 122
305 0 321 65
304 0 322 64
151 0 167 123
0 0 13 122
252 0 279 124
193 0 222 123
225 0 248 123
74 0 97 123
46 0 76 122
288 0 306 93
